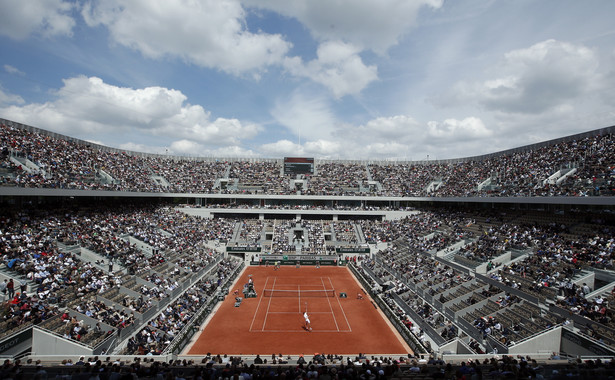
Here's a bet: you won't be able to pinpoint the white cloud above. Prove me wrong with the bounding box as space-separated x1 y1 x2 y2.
361 141 412 159
303 139 342 156
434 40 601 114
426 117 492 141
260 140 304 157
599 50 615 107
209 145 259 158
259 114 495 160
332 116 491 159
168 140 204 155
0 87 24 105
82 0 291 75
243 0 443 53
3 65 25 76
271 92 336 140
168 140 258 157
259 138 341 158
0 75 262 149
342 115 421 143
0 0 75 39
284 41 378 98
118 142 168 155
118 140 257 157
261 115 421 159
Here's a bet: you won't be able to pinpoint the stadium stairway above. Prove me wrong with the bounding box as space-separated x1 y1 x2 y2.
9 153 45 177
425 179 443 193
435 238 474 259
354 223 366 244
231 221 242 241
364 164 372 181
477 176 492 192
543 166 578 186
96 168 116 185
123 234 159 257
585 279 615 301
0 266 37 296
59 244 123 274
150 175 170 188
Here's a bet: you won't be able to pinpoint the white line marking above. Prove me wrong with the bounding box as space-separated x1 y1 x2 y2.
268 311 331 314
261 277 277 331
249 276 270 332
298 284 301 313
322 276 340 332
258 330 351 333
328 276 352 332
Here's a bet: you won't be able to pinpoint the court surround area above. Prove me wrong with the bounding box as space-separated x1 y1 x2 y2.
187 266 411 356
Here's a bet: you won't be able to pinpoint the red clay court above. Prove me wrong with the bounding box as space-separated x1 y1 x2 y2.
187 266 412 356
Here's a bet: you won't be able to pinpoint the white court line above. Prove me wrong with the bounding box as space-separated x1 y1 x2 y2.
268 311 331 314
327 276 352 332
321 277 340 332
250 276 271 332
261 277 277 331
258 329 351 333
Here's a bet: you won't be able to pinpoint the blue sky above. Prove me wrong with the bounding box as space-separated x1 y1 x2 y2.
1 0 614 160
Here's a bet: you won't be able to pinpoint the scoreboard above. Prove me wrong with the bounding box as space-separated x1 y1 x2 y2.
284 157 314 175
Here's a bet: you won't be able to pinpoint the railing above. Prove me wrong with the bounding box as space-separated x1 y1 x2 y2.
163 262 244 355
390 293 447 347
456 316 484 344
549 303 615 347
564 327 615 356
34 325 95 351
93 330 120 355
475 273 540 305
348 264 427 354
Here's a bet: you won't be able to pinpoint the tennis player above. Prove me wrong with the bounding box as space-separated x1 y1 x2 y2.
303 311 312 331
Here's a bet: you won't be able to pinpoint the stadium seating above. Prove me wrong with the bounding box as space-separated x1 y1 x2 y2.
1 120 613 196
1 118 615 372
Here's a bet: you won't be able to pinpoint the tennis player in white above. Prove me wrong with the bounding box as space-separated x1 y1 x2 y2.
303 311 312 331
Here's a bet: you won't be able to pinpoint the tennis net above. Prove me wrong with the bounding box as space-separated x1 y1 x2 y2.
262 288 336 297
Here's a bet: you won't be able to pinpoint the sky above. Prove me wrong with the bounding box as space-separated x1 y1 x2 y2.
0 0 614 161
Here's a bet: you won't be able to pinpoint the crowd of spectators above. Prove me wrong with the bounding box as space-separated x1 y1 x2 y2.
229 160 288 194
260 220 342 255
71 299 136 331
350 207 615 354
2 122 614 197
0 201 240 353
4 353 615 380
0 126 615 360
268 220 294 254
236 219 264 247
304 162 369 195
332 221 359 244
125 259 240 355
197 202 415 211
300 220 328 255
